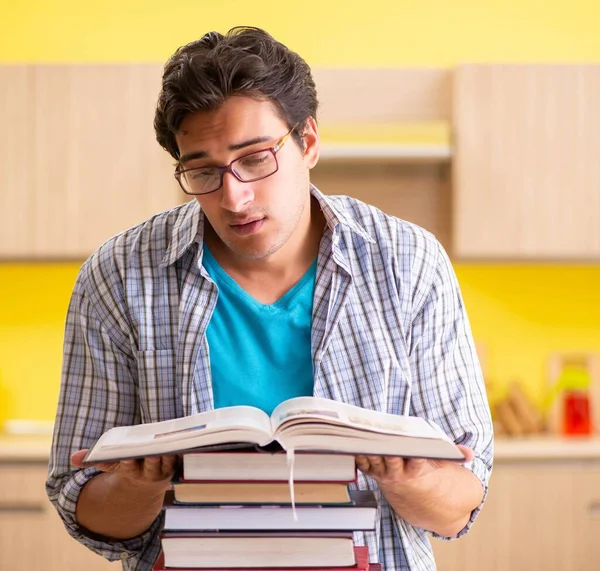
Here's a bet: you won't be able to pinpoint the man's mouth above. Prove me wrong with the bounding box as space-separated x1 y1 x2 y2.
229 217 265 236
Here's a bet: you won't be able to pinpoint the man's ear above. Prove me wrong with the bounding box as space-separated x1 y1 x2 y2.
300 116 320 169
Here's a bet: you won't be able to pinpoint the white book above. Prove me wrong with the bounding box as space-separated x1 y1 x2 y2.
83 396 465 464
181 451 357 482
162 490 377 531
159 532 358 569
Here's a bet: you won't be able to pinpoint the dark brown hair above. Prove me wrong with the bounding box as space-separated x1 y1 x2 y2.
154 26 318 160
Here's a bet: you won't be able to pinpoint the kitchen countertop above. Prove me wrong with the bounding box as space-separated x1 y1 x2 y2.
0 434 53 461
1 434 600 462
494 434 600 461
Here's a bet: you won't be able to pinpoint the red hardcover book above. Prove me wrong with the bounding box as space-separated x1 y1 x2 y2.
152 544 369 571
368 565 381 571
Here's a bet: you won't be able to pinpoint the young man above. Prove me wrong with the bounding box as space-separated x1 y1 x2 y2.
47 27 493 571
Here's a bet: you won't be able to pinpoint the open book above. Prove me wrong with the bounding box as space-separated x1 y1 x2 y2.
82 396 466 464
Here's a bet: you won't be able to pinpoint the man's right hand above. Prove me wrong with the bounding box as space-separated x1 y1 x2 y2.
71 449 178 490
69 449 178 540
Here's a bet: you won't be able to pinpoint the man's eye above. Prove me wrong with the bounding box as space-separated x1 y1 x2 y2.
190 169 217 180
240 153 269 167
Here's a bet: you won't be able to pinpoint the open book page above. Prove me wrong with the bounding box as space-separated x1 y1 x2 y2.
84 406 273 464
270 397 452 441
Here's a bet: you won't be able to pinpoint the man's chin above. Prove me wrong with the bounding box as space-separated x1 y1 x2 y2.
230 247 275 261
225 237 283 262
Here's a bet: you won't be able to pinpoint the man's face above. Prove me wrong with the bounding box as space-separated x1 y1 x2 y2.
175 96 318 262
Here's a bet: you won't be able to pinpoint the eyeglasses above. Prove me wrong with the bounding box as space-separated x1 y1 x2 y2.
174 124 298 196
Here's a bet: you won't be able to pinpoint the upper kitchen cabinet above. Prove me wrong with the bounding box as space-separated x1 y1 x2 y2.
0 64 184 259
311 68 454 253
453 65 600 260
6 64 599 260
1 65 454 258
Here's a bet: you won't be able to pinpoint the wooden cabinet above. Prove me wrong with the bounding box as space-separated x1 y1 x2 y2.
431 460 600 571
311 68 454 253
0 65 184 259
0 461 116 570
453 65 600 260
317 65 600 261
316 65 600 261
1 65 455 259
2 445 600 571
312 162 452 253
3 64 600 260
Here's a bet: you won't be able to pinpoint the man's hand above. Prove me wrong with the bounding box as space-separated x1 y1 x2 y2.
70 449 179 540
71 449 177 491
355 445 474 485
355 446 482 537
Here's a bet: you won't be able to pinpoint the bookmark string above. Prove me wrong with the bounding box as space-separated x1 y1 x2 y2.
286 447 298 521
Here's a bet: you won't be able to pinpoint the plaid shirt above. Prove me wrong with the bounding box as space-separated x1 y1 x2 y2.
47 186 493 571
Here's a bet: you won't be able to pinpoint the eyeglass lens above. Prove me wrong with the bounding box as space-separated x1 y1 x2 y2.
181 149 278 194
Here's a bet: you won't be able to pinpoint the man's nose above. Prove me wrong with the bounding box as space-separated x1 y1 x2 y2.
219 170 253 213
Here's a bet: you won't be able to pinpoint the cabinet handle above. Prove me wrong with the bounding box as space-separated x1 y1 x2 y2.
0 504 46 513
589 503 600 518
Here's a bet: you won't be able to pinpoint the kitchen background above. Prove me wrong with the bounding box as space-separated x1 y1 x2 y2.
1 0 599 434
1 264 598 423
1 1 599 570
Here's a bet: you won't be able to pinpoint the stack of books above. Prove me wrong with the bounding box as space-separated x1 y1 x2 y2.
153 449 378 570
82 396 465 570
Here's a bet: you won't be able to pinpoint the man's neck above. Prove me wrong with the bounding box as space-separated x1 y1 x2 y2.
204 200 325 304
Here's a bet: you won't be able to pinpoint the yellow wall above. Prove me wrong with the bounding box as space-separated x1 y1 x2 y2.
2 0 600 65
455 266 600 407
1 264 599 421
1 1 599 422
0 265 79 421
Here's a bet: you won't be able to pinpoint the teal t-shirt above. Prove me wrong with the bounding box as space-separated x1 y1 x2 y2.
202 247 316 415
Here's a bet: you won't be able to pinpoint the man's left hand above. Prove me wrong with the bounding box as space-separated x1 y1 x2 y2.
355 445 479 537
355 445 474 486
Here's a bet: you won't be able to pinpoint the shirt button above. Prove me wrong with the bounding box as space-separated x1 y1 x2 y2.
120 552 130 561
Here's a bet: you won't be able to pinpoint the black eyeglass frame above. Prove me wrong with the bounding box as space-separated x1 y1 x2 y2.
173 124 298 196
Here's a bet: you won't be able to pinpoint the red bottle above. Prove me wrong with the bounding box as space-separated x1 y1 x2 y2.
562 390 591 436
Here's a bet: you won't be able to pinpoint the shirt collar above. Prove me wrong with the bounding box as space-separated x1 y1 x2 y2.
310 184 375 244
160 184 375 267
160 200 204 268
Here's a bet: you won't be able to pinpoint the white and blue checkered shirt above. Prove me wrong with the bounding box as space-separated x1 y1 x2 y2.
47 186 493 571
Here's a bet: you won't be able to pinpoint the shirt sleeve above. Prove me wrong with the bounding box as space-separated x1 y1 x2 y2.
406 241 494 540
45 264 162 563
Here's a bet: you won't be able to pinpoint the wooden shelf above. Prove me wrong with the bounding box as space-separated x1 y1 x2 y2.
317 121 451 162
319 143 451 162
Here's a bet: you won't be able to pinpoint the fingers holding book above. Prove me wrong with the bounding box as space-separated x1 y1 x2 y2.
71 448 178 489
355 454 407 482
356 445 482 537
355 445 474 483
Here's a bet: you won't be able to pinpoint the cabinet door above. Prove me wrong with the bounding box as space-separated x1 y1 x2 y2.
312 163 452 253
576 465 600 571
0 509 48 570
429 463 510 571
0 66 35 256
453 65 600 259
0 463 116 570
432 460 600 571
43 506 119 570
0 64 185 259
